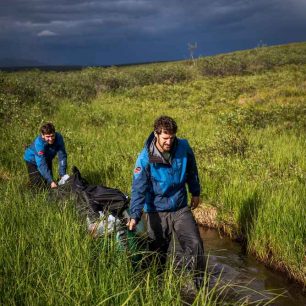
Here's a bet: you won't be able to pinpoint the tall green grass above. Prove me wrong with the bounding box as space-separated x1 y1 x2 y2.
1 42 305 304
1 180 261 305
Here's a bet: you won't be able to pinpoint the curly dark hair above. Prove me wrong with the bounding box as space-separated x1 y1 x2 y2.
154 116 177 134
40 122 55 135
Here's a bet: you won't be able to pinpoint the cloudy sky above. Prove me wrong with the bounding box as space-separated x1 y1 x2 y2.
1 0 306 66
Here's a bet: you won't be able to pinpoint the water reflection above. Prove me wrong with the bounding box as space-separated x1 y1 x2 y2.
200 227 305 306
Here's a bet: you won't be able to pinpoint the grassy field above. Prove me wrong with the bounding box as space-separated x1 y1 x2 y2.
0 42 305 304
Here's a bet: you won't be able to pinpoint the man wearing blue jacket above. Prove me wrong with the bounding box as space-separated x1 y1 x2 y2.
127 116 204 288
24 122 67 189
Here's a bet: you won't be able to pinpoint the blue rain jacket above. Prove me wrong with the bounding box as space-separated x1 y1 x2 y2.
24 132 67 183
130 132 200 222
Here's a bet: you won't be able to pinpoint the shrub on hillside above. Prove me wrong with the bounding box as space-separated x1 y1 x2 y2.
197 42 306 76
199 56 248 76
242 104 306 132
129 64 194 86
215 128 249 158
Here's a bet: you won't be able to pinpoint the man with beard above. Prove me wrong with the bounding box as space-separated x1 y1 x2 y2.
127 116 204 288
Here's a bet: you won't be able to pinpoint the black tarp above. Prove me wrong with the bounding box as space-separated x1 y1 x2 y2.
51 166 130 223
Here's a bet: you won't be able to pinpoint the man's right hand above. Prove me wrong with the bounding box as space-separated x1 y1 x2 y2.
50 181 57 189
126 218 137 231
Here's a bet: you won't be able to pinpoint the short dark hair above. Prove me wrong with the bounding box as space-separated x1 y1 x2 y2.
154 116 177 135
40 122 55 135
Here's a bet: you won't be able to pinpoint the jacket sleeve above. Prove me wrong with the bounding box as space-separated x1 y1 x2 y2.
56 133 67 177
130 149 150 223
186 142 201 197
34 139 53 184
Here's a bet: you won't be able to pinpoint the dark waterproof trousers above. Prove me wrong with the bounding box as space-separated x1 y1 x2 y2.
26 161 51 188
145 206 205 288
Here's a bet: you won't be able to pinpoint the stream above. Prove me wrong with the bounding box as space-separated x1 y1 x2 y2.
199 227 305 305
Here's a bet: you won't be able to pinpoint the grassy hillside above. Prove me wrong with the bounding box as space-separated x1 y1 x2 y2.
1 42 305 304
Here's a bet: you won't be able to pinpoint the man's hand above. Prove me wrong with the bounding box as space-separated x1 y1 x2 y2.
50 181 58 189
126 218 137 231
190 196 200 210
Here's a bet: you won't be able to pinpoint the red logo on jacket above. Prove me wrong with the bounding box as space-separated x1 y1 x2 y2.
134 167 141 174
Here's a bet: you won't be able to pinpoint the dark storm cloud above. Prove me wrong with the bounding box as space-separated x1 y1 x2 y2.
1 0 159 37
0 0 273 37
0 0 305 65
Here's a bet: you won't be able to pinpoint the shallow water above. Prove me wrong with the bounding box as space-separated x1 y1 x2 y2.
199 227 305 305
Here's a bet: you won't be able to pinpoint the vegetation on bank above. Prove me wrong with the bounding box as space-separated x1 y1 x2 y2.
0 42 305 304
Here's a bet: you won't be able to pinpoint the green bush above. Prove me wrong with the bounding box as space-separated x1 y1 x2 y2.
197 42 306 76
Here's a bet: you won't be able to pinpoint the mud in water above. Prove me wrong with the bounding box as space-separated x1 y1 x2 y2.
200 227 306 306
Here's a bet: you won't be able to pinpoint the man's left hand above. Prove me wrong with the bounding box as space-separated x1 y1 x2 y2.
50 181 57 189
190 196 200 210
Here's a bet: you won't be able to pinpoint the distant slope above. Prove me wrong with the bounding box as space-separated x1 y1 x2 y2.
0 58 45 67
